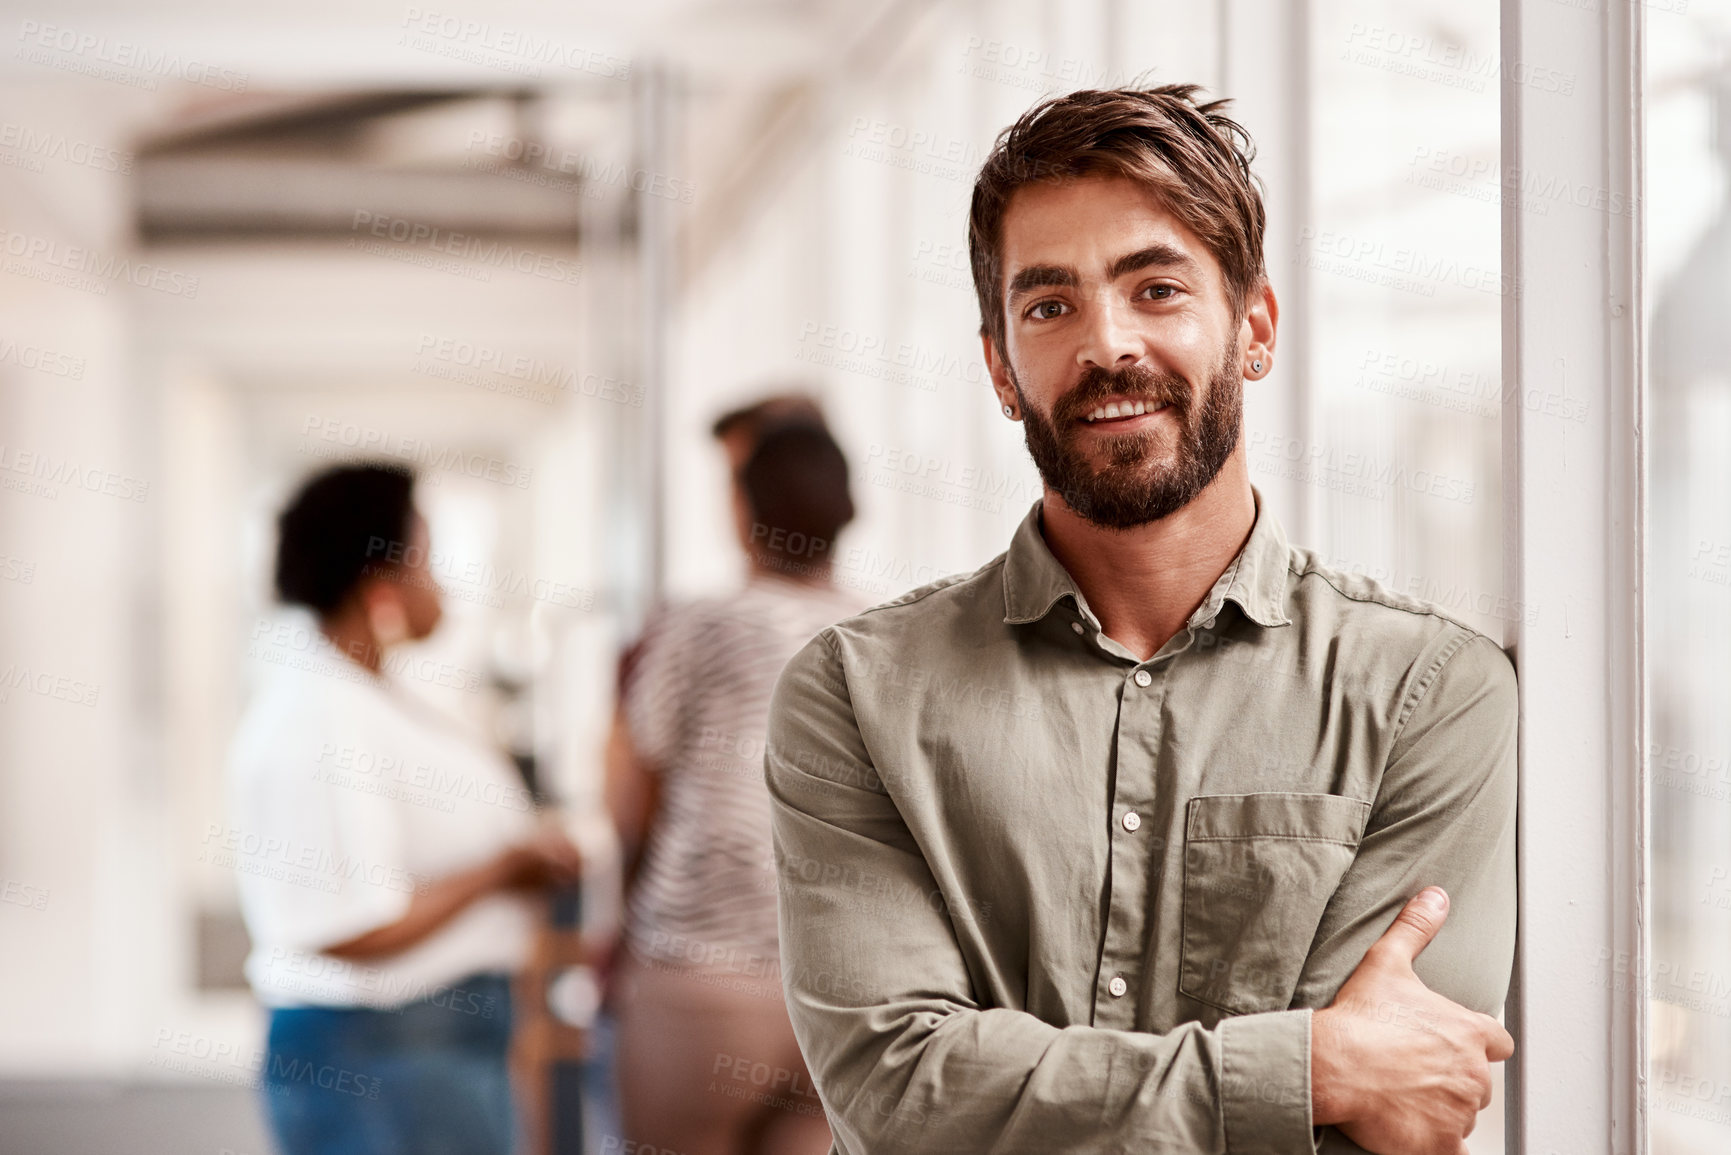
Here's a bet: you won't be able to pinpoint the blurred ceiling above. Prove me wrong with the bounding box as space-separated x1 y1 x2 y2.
133 91 604 239
0 0 868 87
0 0 946 256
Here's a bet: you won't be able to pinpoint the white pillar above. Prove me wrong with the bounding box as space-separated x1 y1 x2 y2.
1501 0 1648 1150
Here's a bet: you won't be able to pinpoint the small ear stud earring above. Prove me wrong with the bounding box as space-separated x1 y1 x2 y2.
1003 404 1015 417
1252 360 1263 373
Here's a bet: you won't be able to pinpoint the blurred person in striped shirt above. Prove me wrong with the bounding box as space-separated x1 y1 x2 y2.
602 397 863 1155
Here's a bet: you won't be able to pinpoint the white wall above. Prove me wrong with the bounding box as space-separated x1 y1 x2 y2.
0 81 172 1076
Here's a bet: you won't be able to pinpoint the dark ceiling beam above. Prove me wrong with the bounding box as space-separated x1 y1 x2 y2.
139 89 523 156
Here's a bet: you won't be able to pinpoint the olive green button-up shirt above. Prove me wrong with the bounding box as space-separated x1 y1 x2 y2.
765 492 1517 1154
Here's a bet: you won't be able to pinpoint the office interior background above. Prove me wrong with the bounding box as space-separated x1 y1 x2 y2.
0 0 1723 1151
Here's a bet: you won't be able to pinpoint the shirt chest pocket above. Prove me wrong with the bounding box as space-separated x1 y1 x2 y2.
1178 792 1370 1017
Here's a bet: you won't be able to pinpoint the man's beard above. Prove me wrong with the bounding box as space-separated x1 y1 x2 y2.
1013 346 1243 529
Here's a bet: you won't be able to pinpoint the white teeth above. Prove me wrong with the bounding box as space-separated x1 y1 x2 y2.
1083 399 1166 422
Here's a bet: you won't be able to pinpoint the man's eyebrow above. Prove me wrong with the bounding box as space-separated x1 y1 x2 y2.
1107 244 1202 281
1006 264 1077 299
1006 245 1204 301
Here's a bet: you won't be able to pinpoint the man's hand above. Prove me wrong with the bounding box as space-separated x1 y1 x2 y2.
1311 887 1515 1155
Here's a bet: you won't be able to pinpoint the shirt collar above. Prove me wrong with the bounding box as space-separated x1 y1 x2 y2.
1000 487 1293 630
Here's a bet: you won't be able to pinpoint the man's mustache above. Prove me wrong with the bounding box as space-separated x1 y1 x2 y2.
1052 364 1191 426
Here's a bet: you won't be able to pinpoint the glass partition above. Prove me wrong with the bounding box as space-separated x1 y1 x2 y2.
1648 5 1731 1150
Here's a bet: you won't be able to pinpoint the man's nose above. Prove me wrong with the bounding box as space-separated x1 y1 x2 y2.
1075 295 1141 370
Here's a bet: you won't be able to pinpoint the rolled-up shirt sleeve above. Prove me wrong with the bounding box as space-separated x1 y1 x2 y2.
1292 631 1518 1152
765 629 1317 1155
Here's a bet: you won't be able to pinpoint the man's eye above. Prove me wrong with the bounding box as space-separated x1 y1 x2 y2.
1144 284 1176 300
1028 300 1068 320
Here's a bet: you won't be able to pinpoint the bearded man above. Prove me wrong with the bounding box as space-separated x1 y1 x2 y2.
766 85 1516 1155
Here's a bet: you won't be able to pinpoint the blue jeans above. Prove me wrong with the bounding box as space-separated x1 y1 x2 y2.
260 972 516 1155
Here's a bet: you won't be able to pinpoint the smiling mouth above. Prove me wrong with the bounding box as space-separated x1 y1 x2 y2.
1080 398 1169 424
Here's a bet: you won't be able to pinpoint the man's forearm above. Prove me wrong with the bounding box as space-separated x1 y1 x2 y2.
787 992 1316 1154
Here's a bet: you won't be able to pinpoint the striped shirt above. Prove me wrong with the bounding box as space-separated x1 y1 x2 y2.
622 573 864 972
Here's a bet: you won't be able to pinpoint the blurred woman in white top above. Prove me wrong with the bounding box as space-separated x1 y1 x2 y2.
227 462 581 1155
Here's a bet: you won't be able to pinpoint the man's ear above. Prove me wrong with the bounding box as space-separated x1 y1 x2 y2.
1240 279 1279 378
981 332 1019 415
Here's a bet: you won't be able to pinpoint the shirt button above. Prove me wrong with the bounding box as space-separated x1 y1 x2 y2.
1108 975 1128 998
1121 810 1141 832
1132 669 1152 687
1070 621 1085 635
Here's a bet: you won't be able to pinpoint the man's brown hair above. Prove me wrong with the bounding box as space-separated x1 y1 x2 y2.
968 84 1266 357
